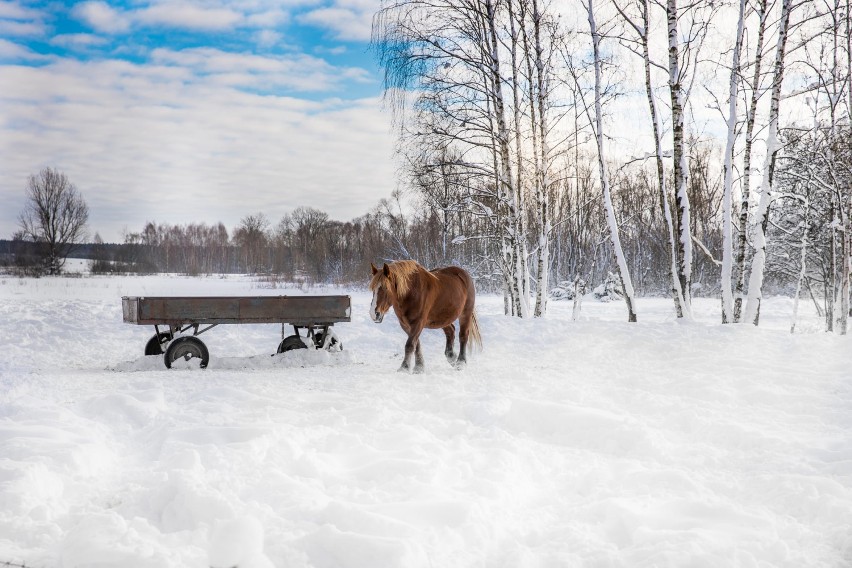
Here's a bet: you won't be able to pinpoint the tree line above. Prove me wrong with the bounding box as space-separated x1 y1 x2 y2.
4 132 845 326
5 144 730 296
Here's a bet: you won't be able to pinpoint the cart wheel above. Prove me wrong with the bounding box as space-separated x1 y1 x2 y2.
277 334 307 353
314 332 342 350
164 336 209 369
145 333 172 356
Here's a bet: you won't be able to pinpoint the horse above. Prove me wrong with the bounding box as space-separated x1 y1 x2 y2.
369 260 481 373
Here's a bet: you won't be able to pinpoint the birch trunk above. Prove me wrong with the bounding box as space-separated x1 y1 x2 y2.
521 13 542 317
485 80 516 317
506 0 531 317
667 0 693 314
587 0 637 322
721 0 746 323
638 0 688 318
734 0 768 322
532 0 551 317
485 0 528 318
744 0 792 325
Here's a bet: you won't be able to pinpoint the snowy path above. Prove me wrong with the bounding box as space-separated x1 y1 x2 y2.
1 275 851 567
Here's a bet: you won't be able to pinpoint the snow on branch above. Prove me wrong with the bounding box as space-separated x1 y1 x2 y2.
691 235 722 267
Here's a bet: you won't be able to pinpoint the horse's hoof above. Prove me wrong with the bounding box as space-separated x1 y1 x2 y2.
454 359 467 370
397 365 410 373
413 366 426 374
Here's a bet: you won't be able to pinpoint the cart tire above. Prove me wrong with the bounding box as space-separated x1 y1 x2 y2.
164 336 209 369
145 333 172 356
314 332 342 350
277 335 307 353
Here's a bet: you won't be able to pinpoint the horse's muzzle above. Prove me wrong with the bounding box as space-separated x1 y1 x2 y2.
372 311 384 323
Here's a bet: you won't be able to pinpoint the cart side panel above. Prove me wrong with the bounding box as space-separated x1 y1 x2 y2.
122 295 351 325
142 297 240 323
239 296 351 324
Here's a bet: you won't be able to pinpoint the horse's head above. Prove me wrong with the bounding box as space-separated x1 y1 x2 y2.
369 262 393 323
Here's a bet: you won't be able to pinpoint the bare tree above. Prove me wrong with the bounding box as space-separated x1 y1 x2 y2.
734 0 771 322
585 0 637 321
233 213 270 274
612 0 704 319
744 0 794 325
720 0 747 323
17 167 89 275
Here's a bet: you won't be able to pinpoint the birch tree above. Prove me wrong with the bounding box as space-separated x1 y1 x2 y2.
734 0 770 322
743 0 793 325
529 0 556 317
613 0 710 319
666 0 695 315
585 0 637 321
720 0 747 323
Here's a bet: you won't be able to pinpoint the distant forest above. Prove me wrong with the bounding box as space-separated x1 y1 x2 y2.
4 152 777 297
0 139 830 307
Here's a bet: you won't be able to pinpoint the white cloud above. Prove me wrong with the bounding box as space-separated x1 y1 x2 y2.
0 18 43 36
0 0 46 39
73 1 131 34
0 1 41 20
0 38 45 60
315 45 347 55
0 56 395 242
298 6 373 41
70 1 294 35
254 29 283 49
135 3 243 31
245 9 289 28
51 33 109 49
65 0 383 41
149 47 370 91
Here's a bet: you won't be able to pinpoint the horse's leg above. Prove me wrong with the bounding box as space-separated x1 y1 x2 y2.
413 338 425 374
396 320 412 372
456 313 470 368
399 333 415 372
399 322 425 373
443 324 456 364
400 324 425 373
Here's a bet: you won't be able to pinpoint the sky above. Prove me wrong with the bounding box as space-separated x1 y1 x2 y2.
0 0 396 242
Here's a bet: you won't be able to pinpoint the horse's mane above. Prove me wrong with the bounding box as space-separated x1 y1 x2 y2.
369 260 437 298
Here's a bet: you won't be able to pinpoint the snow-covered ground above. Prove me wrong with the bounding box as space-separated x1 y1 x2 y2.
1 272 851 567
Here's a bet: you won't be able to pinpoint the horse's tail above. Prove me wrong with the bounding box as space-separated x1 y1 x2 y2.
468 311 483 352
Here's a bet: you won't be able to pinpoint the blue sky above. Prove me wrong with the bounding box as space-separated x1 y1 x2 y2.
0 0 395 242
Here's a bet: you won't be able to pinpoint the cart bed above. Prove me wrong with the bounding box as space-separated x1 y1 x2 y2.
122 295 351 326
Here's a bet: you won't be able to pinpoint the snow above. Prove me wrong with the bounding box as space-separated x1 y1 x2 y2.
2 274 852 567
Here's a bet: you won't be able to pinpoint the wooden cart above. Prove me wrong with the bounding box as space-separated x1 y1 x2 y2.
122 295 351 368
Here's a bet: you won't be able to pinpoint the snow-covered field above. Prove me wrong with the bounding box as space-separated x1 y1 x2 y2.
2 269 852 567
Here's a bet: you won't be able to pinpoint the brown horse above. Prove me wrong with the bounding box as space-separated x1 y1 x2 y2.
369 260 481 373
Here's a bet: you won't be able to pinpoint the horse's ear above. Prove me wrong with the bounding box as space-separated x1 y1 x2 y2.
383 263 391 277
371 263 378 275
